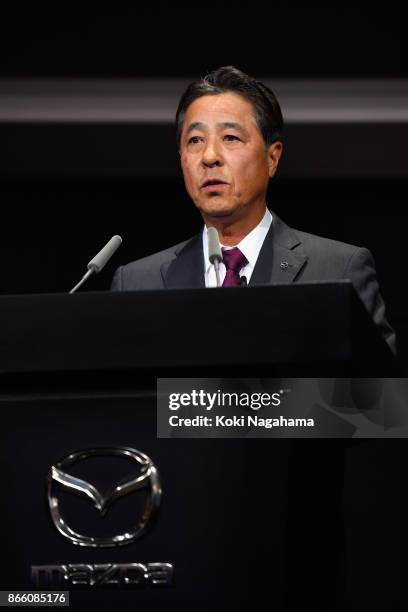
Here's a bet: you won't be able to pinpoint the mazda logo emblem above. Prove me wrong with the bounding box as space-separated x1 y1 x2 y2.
47 447 161 547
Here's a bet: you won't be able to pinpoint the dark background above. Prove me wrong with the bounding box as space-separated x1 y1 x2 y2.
0 3 405 78
0 5 406 609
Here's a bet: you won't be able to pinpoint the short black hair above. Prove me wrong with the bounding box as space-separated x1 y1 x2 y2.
175 65 283 149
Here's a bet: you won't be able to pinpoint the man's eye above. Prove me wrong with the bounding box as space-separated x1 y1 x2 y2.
188 136 202 144
224 134 240 142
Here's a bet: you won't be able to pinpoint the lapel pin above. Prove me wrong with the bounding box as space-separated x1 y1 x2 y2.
280 261 290 270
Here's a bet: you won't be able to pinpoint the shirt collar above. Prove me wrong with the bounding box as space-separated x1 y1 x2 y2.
202 208 273 273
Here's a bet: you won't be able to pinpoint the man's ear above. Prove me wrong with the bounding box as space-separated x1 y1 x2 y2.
267 141 283 178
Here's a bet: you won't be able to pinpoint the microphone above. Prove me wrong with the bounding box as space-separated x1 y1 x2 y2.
69 235 123 294
207 227 222 288
240 275 248 287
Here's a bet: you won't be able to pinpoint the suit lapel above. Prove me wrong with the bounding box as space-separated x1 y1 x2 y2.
250 213 308 285
161 232 205 289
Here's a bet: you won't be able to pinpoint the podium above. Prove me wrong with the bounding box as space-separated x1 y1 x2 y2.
0 281 396 395
0 282 396 610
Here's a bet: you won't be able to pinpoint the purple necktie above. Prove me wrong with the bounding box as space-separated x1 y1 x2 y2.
222 247 248 287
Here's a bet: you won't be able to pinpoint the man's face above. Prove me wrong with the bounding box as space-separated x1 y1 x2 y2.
179 92 282 223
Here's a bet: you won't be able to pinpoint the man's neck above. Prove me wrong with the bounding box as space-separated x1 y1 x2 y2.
203 204 267 247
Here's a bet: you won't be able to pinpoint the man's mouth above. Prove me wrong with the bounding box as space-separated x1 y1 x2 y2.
201 179 229 191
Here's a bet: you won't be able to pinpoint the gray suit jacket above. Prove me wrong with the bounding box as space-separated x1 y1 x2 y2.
111 213 396 354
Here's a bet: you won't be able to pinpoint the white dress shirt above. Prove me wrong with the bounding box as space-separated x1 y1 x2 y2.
202 208 273 287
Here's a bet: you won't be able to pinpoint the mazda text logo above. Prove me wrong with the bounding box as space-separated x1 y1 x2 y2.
47 447 161 547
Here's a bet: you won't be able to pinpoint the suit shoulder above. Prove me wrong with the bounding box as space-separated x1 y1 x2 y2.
272 213 366 264
121 237 191 274
293 228 366 261
111 237 192 291
286 224 374 281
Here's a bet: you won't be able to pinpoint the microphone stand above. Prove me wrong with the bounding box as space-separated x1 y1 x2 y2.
214 258 221 288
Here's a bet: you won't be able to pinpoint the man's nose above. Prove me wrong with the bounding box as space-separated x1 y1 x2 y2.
201 138 222 167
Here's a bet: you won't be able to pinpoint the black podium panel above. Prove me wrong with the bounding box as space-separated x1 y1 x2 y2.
0 396 401 611
0 283 396 396
0 284 399 610
0 395 291 611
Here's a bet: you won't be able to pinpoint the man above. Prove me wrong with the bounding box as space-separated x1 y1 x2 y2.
111 65 396 354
